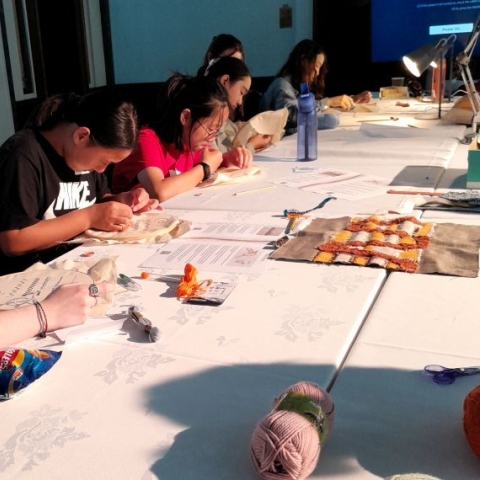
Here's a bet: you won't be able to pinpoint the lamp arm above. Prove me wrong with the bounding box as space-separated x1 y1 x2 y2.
463 13 480 60
455 14 480 135
457 31 480 65
459 62 480 134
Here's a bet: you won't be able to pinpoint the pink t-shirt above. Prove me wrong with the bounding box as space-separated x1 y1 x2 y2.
111 127 204 193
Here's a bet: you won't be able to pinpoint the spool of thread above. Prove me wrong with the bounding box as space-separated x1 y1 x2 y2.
250 381 335 480
463 384 480 457
128 306 162 343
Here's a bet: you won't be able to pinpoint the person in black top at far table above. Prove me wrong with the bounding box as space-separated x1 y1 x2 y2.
0 90 159 276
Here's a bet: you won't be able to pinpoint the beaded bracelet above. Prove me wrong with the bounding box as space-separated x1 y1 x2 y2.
33 300 48 337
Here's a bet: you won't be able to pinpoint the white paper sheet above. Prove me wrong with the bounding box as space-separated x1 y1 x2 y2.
181 222 284 241
140 240 272 274
273 168 391 200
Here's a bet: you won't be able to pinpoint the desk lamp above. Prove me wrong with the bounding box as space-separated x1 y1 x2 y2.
402 35 456 120
456 13 480 137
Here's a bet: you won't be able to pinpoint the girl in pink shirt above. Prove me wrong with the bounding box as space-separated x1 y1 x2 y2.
112 74 251 202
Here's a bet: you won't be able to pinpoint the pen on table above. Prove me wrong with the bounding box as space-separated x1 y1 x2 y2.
357 117 400 123
234 185 277 196
292 166 317 173
387 189 443 196
118 273 142 291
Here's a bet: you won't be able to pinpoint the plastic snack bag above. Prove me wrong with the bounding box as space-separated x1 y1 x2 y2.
0 349 62 400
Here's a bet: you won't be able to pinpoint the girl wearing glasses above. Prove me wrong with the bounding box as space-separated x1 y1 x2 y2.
111 74 252 203
203 56 273 154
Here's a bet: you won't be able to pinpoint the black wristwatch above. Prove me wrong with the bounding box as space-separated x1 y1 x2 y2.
198 162 211 182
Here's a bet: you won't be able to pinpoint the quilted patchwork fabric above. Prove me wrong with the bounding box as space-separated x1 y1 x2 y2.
314 216 434 273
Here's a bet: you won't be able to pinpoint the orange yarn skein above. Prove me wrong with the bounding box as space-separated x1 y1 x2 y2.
250 381 335 480
176 263 211 300
463 384 480 457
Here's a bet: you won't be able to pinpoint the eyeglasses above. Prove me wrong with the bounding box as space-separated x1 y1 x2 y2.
197 119 223 140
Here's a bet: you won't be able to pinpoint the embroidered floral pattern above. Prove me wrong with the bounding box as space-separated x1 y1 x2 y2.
0 405 89 472
94 347 175 384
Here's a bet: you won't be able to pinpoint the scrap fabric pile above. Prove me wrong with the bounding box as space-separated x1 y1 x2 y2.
314 216 434 273
418 190 480 212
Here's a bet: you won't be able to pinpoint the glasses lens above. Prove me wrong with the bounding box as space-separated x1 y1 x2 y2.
198 120 221 140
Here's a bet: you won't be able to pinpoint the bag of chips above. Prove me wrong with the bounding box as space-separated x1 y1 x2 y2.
0 349 62 400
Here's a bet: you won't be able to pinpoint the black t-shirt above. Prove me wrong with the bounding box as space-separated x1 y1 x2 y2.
0 129 109 275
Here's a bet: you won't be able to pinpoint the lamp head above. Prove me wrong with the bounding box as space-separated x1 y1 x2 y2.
403 35 456 77
402 44 438 77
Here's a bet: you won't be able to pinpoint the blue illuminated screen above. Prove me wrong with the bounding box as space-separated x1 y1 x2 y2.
371 0 480 62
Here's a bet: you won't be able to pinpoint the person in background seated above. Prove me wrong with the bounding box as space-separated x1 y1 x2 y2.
198 33 245 75
260 39 372 135
203 57 272 155
0 282 112 348
111 74 252 203
0 91 158 276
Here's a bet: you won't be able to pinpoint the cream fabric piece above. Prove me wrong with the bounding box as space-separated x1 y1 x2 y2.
84 211 180 242
233 108 288 150
0 266 91 310
70 212 190 246
442 96 473 125
199 164 262 187
49 256 117 316
0 257 118 317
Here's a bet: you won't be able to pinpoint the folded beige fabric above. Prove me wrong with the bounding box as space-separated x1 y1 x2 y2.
442 96 473 125
0 257 118 316
199 164 262 187
69 211 190 245
233 108 288 150
48 256 117 316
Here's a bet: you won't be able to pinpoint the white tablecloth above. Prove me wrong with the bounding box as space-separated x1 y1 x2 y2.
162 124 465 216
0 210 386 479
1 113 476 480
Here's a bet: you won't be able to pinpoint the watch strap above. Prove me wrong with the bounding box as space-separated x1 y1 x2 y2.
199 162 211 182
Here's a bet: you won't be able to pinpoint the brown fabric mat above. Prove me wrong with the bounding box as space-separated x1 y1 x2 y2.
270 217 480 278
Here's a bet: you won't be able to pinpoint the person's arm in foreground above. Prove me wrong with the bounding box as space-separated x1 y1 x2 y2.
0 282 112 348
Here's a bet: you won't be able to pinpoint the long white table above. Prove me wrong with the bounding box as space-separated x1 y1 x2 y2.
162 122 465 217
1 105 477 479
0 209 386 479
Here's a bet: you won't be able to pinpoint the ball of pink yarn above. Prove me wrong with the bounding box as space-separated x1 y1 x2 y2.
250 381 335 480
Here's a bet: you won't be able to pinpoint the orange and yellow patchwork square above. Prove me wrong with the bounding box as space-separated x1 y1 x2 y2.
314 216 434 273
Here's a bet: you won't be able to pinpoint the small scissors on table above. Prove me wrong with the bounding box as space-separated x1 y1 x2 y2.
423 364 480 385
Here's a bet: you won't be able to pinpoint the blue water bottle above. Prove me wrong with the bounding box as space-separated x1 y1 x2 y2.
297 83 318 162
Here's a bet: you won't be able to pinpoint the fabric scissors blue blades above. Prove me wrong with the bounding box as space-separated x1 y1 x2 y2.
423 364 480 385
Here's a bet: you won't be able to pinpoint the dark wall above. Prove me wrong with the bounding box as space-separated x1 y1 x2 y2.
313 0 480 97
313 0 413 96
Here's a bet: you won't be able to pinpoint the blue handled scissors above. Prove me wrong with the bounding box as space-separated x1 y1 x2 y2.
423 364 480 385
